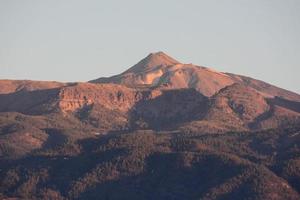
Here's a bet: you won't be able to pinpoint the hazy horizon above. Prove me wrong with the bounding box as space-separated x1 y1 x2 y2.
1 0 299 93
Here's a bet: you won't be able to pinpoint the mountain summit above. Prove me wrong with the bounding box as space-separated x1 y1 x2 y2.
123 51 181 74
91 52 300 99
91 51 235 96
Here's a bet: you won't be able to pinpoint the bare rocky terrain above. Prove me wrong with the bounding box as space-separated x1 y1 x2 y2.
0 52 299 200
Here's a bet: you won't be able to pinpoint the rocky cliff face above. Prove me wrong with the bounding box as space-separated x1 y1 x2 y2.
58 83 139 113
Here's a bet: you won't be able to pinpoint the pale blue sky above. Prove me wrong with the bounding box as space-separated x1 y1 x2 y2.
0 0 299 93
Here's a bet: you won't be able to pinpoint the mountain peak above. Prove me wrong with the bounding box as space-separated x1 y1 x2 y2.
148 51 170 57
123 51 181 74
90 52 300 101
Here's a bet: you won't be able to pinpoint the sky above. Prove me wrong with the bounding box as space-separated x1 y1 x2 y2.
0 0 299 93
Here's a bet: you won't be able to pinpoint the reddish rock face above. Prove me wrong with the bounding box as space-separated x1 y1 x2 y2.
57 83 139 113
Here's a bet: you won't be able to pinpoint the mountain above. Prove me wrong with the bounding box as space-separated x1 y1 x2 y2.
0 52 300 200
91 52 300 101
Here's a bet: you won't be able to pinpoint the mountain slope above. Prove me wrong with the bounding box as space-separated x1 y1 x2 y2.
227 74 300 102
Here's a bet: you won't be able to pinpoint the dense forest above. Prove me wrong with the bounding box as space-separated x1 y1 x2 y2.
1 125 299 199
